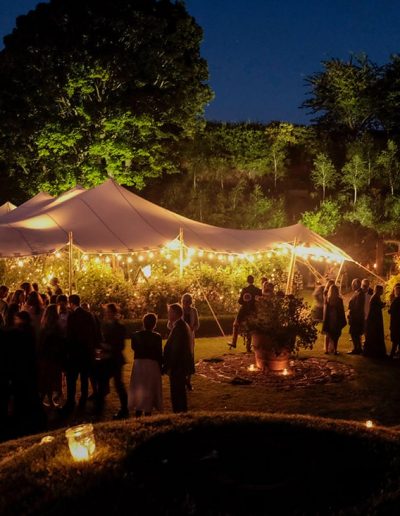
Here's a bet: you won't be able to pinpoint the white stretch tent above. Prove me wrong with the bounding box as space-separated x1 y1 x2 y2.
0 179 353 261
0 202 17 216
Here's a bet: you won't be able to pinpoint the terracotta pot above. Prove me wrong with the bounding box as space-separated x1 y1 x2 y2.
252 333 290 372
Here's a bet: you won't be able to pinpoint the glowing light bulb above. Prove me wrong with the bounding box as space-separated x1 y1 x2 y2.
365 420 374 428
127 256 133 263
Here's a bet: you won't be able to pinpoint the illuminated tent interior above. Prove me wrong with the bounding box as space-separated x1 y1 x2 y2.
0 179 352 265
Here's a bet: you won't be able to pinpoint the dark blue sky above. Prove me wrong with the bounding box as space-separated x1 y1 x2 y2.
1 0 400 124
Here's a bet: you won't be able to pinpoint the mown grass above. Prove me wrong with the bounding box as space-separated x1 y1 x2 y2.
44 312 400 431
2 413 400 515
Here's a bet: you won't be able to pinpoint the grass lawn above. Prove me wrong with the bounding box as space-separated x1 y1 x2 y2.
90 314 400 429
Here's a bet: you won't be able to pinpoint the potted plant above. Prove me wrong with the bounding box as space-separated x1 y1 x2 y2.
243 294 317 371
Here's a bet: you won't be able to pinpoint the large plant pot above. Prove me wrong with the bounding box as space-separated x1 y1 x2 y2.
252 333 290 372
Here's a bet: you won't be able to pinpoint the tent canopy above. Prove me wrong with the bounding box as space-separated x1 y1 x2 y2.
0 202 17 216
0 179 352 261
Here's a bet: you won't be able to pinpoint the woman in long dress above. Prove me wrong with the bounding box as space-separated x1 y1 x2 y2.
181 293 200 391
322 284 347 354
128 313 163 417
364 285 387 358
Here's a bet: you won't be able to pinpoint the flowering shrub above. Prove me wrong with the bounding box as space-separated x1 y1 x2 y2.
0 253 303 318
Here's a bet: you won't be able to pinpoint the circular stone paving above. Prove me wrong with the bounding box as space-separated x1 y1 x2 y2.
196 353 355 390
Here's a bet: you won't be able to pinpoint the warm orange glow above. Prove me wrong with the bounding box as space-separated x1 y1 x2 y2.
65 424 96 462
365 420 374 428
15 215 54 229
282 368 289 376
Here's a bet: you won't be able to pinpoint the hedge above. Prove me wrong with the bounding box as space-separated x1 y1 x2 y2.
122 315 235 338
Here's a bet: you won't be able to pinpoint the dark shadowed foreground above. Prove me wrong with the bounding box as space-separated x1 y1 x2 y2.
1 412 400 515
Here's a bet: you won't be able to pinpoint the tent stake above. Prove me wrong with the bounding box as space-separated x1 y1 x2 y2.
68 231 73 296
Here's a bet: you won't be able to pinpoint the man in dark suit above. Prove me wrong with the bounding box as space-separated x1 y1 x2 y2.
347 278 365 354
163 303 192 413
63 294 99 412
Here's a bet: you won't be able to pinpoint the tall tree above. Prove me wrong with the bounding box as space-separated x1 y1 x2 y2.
0 0 212 194
375 55 400 135
376 139 400 196
265 122 297 188
310 153 338 201
342 153 368 204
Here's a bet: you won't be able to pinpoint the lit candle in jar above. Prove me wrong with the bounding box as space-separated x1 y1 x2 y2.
65 424 96 462
282 368 289 376
248 364 257 372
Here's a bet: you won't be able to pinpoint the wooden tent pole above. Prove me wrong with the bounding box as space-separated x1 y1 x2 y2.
179 227 184 279
297 257 325 282
285 239 297 295
335 259 345 284
68 231 73 296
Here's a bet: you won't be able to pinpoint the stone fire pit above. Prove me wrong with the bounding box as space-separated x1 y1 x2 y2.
196 353 355 390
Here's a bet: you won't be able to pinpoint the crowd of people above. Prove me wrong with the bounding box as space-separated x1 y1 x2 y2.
313 277 399 358
0 280 200 437
1 273 399 438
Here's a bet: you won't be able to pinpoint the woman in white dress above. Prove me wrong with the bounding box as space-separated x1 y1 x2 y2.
128 313 163 417
181 293 200 391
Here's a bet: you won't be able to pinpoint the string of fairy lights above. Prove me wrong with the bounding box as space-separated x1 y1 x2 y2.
6 242 344 269
2 236 345 288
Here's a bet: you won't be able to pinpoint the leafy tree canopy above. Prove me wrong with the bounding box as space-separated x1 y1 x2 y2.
301 200 342 237
303 55 379 137
0 0 212 194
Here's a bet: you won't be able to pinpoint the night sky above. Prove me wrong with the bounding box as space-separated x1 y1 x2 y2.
1 0 400 124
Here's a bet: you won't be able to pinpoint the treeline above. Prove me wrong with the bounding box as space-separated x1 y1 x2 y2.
1 1 400 263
